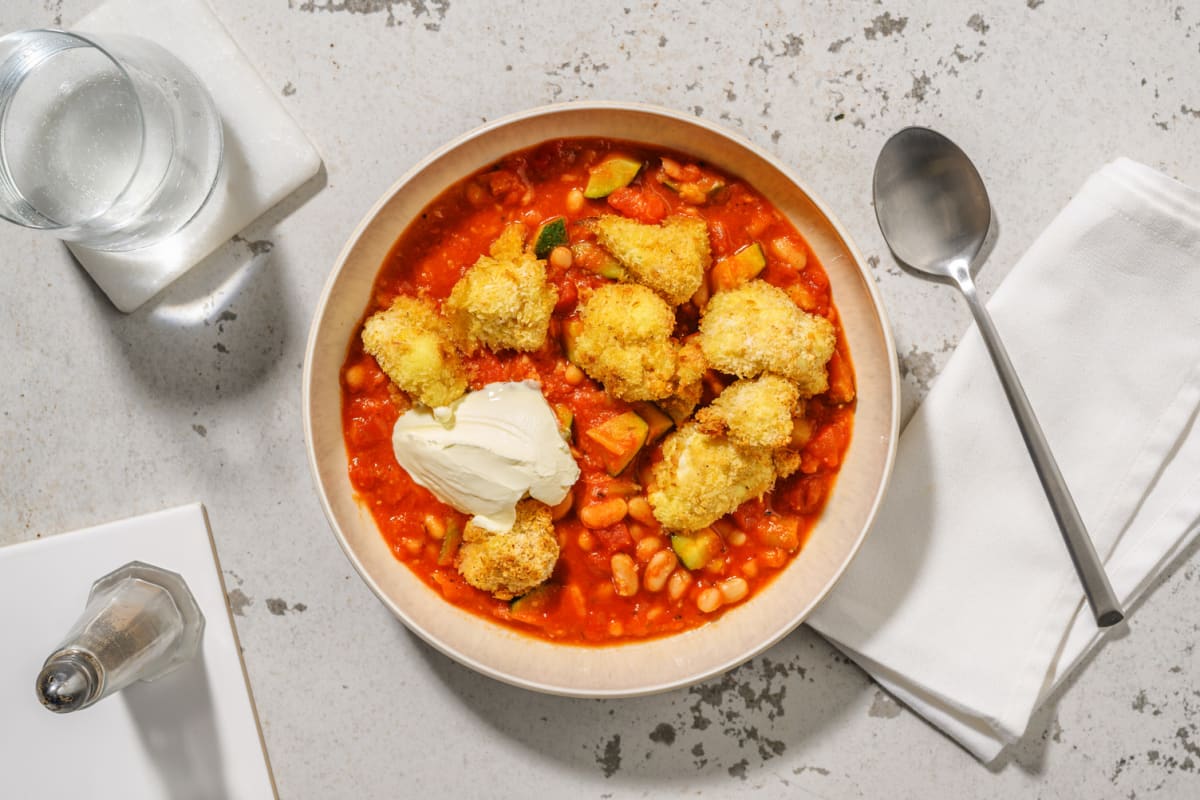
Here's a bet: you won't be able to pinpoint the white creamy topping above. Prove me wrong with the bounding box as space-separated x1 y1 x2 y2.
391 381 580 532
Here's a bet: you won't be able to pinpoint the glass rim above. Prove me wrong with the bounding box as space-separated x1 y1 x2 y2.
0 27 148 233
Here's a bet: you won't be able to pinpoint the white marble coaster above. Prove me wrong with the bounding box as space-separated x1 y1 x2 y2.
0 504 276 799
69 0 322 312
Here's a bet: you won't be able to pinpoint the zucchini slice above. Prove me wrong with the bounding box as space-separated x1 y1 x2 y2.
584 411 650 476
711 242 767 293
510 583 560 625
631 402 675 445
437 519 463 566
584 155 642 199
561 318 585 365
671 529 724 570
571 241 626 279
534 217 568 259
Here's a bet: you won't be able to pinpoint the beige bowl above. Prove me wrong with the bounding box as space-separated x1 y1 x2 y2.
303 102 900 696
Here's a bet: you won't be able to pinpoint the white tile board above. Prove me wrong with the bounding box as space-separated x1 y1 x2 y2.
0 503 276 799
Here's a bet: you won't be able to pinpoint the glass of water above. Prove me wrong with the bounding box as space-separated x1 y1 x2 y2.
0 29 222 251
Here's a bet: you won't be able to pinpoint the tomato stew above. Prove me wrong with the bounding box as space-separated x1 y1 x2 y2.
340 138 855 644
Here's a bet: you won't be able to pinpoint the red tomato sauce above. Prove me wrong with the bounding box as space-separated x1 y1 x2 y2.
340 138 855 644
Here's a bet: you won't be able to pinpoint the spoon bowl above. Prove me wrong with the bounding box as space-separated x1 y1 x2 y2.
872 126 1124 628
874 127 991 280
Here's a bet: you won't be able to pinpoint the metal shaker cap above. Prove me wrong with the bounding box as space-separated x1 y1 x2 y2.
36 651 101 713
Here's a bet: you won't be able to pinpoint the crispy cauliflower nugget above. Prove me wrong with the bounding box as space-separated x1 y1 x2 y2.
488 222 527 261
695 374 799 449
648 423 777 532
658 336 706 423
445 226 557 353
573 283 678 401
699 280 836 397
456 500 559 600
361 295 467 408
772 448 803 479
594 214 711 305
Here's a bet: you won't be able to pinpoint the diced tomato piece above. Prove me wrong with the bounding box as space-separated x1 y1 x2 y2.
528 140 577 179
660 156 702 183
745 207 774 238
432 569 476 602
708 219 733 256
592 522 634 552
803 417 851 470
756 514 800 550
731 496 769 531
777 474 831 516
826 349 856 404
348 456 379 490
606 186 668 223
483 170 527 205
553 280 578 312
585 550 615 577
346 413 391 448
802 263 830 290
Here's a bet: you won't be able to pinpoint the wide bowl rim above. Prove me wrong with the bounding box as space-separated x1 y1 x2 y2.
302 100 901 697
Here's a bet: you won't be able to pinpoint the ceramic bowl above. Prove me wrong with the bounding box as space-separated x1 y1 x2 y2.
303 102 900 696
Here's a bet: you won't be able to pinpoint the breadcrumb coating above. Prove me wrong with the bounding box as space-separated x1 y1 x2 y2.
488 221 527 262
772 448 803 480
445 225 557 353
658 335 706 423
573 283 678 401
648 423 777 532
457 499 559 600
695 374 799 449
361 295 468 408
699 280 836 397
594 214 711 305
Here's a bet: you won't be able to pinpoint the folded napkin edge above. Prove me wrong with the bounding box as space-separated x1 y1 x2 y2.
814 628 1014 760
1088 362 1200 555
1098 158 1200 244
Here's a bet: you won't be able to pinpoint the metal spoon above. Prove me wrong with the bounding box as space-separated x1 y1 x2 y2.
872 126 1124 628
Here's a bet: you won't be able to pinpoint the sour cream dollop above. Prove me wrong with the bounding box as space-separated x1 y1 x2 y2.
391 381 580 532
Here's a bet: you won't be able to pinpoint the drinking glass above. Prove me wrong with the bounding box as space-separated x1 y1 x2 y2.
0 29 222 251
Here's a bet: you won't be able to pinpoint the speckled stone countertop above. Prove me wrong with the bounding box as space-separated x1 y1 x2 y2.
2 1 1197 797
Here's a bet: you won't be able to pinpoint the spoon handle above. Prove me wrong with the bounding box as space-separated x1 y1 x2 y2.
955 272 1125 628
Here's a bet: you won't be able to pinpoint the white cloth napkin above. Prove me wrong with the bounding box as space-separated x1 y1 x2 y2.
807 158 1200 762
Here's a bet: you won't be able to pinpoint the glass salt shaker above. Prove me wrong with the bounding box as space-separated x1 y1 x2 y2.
36 561 205 713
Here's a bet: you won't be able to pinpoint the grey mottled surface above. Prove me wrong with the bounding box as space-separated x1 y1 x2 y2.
2 1 1198 797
